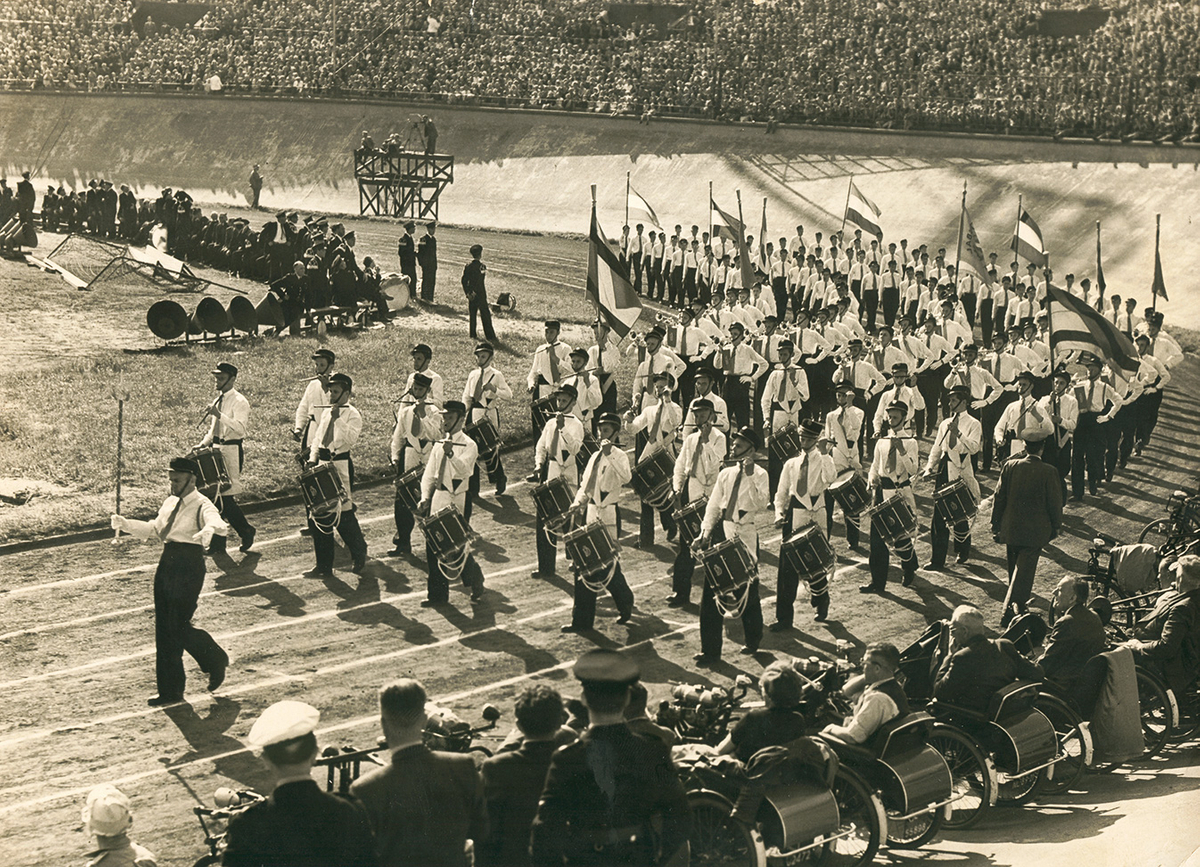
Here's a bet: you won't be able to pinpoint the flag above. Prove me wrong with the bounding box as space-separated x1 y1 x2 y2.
1045 285 1139 381
587 209 643 340
712 198 757 289
844 180 883 241
1010 207 1047 267
757 199 769 274
958 206 993 285
1151 233 1168 302
627 185 661 230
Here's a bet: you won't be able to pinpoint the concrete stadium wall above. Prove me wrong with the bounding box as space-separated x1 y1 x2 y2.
2 92 1198 326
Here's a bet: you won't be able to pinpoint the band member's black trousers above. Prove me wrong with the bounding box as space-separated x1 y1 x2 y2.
824 489 861 548
776 509 828 625
699 525 763 658
1072 412 1105 497
211 496 254 551
427 548 484 603
980 392 1015 472
155 542 227 699
867 486 917 590
569 564 634 629
536 514 558 575
309 506 367 571
928 469 971 568
916 370 944 437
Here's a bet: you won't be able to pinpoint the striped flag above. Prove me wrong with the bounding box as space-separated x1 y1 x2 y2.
757 198 769 273
1010 207 1047 267
1046 285 1139 380
627 185 661 230
587 208 643 340
844 180 883 241
958 206 993 285
1096 223 1106 297
710 198 743 242
711 198 757 289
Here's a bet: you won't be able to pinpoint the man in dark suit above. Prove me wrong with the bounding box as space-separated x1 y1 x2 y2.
350 679 487 867
992 433 1063 627
1038 576 1107 707
934 605 1043 714
462 243 496 341
397 221 418 299
1125 554 1200 695
479 685 572 867
530 650 690 867
418 222 438 302
223 700 378 867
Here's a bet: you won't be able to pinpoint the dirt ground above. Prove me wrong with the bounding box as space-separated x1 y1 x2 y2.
1 358 1199 866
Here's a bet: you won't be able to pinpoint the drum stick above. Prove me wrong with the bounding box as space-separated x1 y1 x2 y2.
112 381 130 546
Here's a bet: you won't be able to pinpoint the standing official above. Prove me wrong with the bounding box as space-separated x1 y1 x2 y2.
528 321 572 430
195 362 256 554
389 374 442 557
110 457 229 706
306 374 369 576
924 385 981 570
670 399 726 607
529 385 585 579
248 164 263 210
418 401 487 605
462 243 496 341
861 402 920 593
773 420 837 626
824 382 865 548
463 341 512 502
397 221 418 300
417 222 437 303
696 428 768 663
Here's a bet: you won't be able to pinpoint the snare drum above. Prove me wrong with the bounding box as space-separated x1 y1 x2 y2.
829 473 870 517
531 396 557 430
464 418 500 455
423 506 469 559
868 494 917 546
563 521 618 581
780 525 835 582
192 447 231 496
699 536 756 603
532 476 574 530
394 466 424 512
675 498 707 546
577 431 600 467
934 478 977 525
768 424 802 464
630 447 674 505
300 463 347 514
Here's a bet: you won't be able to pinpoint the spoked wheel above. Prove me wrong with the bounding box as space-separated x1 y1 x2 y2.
927 724 992 830
995 767 1043 805
1034 693 1089 795
1166 685 1200 744
825 765 883 867
1138 518 1173 549
1136 667 1175 757
885 808 943 850
687 791 761 867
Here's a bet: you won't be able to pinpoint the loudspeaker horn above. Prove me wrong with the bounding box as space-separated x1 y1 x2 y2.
190 296 230 335
254 293 285 330
228 295 258 333
146 299 188 340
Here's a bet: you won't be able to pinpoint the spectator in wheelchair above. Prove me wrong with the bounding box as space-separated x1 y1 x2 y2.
717 662 810 762
1123 553 1200 696
1035 576 1107 708
933 605 1043 714
820 642 909 745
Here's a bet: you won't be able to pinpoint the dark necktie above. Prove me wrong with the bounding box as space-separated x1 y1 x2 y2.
322 406 340 447
547 343 560 383
723 467 744 523
158 496 185 542
213 393 224 439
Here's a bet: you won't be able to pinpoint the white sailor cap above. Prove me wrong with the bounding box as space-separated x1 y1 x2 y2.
82 784 133 837
247 700 321 748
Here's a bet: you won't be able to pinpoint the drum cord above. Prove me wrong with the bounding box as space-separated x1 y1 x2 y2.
578 556 619 594
311 501 344 535
436 542 471 581
713 575 754 619
642 483 674 511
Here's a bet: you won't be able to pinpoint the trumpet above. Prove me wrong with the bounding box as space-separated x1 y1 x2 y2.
655 310 684 326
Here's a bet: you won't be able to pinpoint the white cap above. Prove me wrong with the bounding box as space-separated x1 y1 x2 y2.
82 784 132 837
247 700 320 748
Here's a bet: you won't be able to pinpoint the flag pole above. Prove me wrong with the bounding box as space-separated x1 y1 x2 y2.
954 180 966 281
762 196 768 272
736 188 746 279
708 181 713 240
840 176 852 238
1013 194 1024 309
625 172 630 228
1095 220 1102 309
1153 213 1161 313
590 183 599 317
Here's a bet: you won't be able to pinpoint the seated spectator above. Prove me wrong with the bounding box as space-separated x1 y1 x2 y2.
223 700 377 867
717 662 809 762
479 685 568 867
623 682 676 748
822 642 909 745
933 604 1044 714
1037 576 1108 707
350 679 486 867
1125 554 1200 695
81 784 157 867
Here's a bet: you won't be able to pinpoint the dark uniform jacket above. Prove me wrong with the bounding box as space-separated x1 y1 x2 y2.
992 452 1063 548
530 723 690 867
1039 603 1107 699
462 259 486 301
478 739 559 867
934 635 1043 715
398 233 417 271
1135 588 1200 694
418 233 437 272
221 778 378 867
349 743 487 867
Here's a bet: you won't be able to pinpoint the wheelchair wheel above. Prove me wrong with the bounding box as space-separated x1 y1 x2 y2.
1138 518 1172 549
885 807 943 850
927 724 992 830
825 764 882 867
1136 667 1175 757
995 767 1042 805
686 791 762 867
1166 684 1200 743
1034 693 1088 795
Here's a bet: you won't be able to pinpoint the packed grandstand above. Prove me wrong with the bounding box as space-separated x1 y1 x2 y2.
2 0 1199 140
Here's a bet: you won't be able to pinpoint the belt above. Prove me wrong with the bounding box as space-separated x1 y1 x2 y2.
879 479 911 490
163 541 203 550
214 438 243 445
317 450 351 462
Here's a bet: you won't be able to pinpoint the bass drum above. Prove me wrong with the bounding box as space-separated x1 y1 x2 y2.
381 273 411 313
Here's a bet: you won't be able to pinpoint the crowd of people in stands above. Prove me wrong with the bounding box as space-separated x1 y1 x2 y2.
3 0 1200 139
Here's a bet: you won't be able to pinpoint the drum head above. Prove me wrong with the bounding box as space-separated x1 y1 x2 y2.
382 273 411 312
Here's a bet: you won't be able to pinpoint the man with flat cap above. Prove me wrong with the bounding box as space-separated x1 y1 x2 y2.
398 221 418 300
773 419 837 626
406 343 444 408
924 384 981 570
110 457 229 706
462 243 495 340
223 700 378 866
306 373 369 576
463 341 513 503
531 650 690 867
562 412 636 632
529 384 586 579
528 321 572 431
696 427 769 662
418 400 487 605
418 222 438 303
861 400 920 594
389 373 442 557
195 362 257 555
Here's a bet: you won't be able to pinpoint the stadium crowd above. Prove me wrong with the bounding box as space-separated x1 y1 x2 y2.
3 0 1200 139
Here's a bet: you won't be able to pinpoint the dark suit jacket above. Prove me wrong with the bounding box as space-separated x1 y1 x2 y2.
418 234 437 271
530 723 689 867
1039 603 1107 698
478 739 559 867
1135 589 1200 694
992 452 1063 548
934 635 1044 714
221 778 378 867
461 259 486 301
349 744 486 867
397 233 417 270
